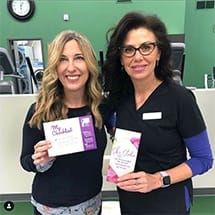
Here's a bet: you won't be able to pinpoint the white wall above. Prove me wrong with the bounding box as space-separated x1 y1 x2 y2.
192 89 215 188
0 89 214 195
0 95 35 194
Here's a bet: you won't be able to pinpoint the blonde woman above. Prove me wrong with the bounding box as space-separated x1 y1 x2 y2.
20 30 114 215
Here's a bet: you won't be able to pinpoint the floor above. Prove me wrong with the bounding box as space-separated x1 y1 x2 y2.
0 195 215 215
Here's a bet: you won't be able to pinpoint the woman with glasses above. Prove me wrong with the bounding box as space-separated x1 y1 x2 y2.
103 12 213 215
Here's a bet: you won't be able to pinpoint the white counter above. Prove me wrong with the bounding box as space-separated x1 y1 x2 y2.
191 89 215 189
0 95 35 194
0 89 214 195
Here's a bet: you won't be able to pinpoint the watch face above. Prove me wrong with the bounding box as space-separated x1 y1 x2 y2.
163 176 171 186
7 0 35 21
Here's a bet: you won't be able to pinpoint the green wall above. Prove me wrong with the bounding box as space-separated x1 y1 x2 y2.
0 0 185 57
184 0 215 88
1 0 214 88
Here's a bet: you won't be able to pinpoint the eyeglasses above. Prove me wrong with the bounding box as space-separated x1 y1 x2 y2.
120 42 158 57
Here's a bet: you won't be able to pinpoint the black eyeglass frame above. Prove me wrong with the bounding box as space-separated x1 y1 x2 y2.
119 42 159 57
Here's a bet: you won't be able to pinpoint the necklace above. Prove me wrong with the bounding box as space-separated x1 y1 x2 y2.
135 96 147 109
135 80 162 109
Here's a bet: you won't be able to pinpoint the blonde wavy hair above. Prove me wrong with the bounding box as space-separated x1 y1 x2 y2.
29 30 103 129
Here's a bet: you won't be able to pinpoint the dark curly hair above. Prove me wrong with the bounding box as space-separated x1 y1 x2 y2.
103 11 173 105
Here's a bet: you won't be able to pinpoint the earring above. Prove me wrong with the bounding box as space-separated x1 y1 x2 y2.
121 65 124 71
156 60 159 67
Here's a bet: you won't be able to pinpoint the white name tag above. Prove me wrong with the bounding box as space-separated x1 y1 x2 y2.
142 112 162 120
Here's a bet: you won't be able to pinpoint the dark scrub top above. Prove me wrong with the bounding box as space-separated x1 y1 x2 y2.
115 81 206 215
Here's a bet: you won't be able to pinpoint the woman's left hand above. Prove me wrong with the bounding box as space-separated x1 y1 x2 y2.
116 171 161 193
32 140 55 165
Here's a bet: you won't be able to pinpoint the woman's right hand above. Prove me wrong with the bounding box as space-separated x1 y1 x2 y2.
32 140 55 165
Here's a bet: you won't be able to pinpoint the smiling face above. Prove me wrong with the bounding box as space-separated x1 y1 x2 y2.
120 27 161 83
56 39 89 96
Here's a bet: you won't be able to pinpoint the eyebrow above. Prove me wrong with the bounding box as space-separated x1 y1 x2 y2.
60 52 83 57
123 41 156 47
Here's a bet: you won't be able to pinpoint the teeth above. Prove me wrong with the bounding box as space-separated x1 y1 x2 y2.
67 75 79 80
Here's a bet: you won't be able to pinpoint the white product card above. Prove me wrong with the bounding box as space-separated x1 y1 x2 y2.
106 128 141 183
43 115 97 157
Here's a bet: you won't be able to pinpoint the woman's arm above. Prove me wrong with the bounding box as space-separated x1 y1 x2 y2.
20 104 55 173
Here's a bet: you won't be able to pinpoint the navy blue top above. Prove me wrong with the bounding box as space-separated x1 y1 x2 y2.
20 104 112 207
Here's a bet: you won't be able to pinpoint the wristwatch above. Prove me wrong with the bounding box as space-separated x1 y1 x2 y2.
160 171 171 188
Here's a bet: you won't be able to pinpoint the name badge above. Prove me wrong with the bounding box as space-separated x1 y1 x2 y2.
142 112 162 120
